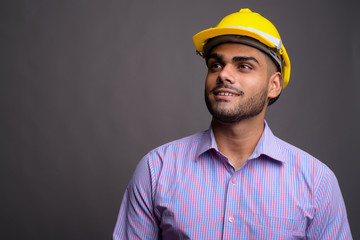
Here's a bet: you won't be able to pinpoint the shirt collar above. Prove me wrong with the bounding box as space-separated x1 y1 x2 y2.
196 124 219 159
196 121 285 163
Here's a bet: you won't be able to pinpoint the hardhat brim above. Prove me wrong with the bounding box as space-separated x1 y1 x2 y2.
193 27 278 54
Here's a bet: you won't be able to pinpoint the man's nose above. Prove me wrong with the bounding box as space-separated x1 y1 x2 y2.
217 64 235 84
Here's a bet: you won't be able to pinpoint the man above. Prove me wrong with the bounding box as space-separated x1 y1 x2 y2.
113 8 352 239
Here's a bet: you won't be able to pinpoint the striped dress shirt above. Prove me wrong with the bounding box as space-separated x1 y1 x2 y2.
113 122 352 239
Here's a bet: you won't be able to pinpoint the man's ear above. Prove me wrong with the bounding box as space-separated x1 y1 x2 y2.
268 72 282 99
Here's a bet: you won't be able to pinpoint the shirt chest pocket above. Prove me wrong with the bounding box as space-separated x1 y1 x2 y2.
252 213 307 239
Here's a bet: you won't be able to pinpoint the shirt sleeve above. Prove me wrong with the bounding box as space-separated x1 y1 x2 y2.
113 154 160 240
306 167 352 239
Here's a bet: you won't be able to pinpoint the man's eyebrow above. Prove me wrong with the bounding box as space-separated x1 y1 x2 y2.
232 56 259 64
206 54 259 65
206 53 223 63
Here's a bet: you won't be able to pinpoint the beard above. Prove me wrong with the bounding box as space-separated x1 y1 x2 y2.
205 85 268 123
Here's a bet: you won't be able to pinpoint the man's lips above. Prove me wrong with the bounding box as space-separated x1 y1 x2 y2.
213 89 241 97
210 85 244 98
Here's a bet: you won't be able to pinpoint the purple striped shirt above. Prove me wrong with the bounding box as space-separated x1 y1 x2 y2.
113 122 352 239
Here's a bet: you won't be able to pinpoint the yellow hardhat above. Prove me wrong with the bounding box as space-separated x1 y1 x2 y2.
193 8 291 89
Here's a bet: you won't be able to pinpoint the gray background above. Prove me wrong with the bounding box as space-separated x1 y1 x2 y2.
1 0 359 239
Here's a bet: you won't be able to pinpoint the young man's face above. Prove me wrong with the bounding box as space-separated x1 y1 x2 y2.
204 43 276 123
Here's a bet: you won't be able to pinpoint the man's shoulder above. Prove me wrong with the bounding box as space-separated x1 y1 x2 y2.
273 135 334 177
141 130 206 165
274 136 316 160
135 131 207 180
150 130 205 153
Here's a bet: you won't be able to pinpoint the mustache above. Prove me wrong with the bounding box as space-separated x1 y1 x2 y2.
210 84 244 95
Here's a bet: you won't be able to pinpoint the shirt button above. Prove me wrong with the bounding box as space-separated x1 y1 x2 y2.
228 216 234 223
231 178 237 184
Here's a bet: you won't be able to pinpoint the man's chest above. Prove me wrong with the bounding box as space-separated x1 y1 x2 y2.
154 161 313 239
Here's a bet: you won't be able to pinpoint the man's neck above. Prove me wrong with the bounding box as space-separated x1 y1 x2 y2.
211 115 265 170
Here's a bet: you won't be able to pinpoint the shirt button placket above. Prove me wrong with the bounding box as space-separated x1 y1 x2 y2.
222 174 240 239
229 179 236 225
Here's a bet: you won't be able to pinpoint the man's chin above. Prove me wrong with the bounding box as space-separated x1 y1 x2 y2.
210 109 243 123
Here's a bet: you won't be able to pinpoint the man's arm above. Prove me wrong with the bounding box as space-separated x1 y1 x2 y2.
306 167 352 239
113 155 159 239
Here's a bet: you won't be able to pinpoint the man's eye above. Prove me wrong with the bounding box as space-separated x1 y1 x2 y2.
209 63 222 70
238 64 252 70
